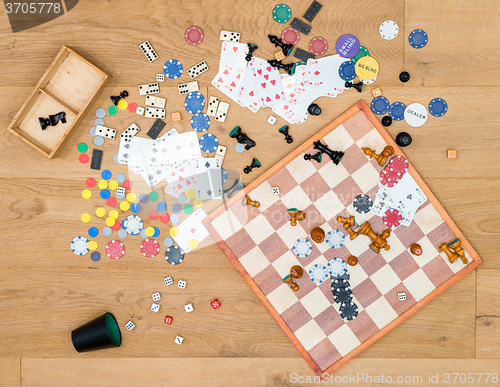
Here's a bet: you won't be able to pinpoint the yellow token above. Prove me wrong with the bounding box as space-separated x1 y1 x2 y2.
169 227 180 237
88 241 98 251
81 213 91 223
96 207 106 217
145 226 155 237
193 199 203 208
82 189 92 199
108 180 119 190
188 239 199 249
126 192 137 203
105 216 116 227
109 209 119 219
186 189 196 199
98 179 108 189
117 99 128 110
120 201 130 211
355 56 379 81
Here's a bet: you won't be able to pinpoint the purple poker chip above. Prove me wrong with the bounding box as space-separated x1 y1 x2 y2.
335 34 360 59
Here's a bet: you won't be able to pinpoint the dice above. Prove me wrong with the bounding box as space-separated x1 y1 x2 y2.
272 187 280 195
156 74 165 82
211 299 221 309
371 87 382 98
175 335 184 345
152 292 161 301
171 112 181 122
164 316 172 324
164 276 173 286
125 320 135 330
267 115 277 125
184 302 194 313
151 302 160 312
178 280 186 289
397 291 407 301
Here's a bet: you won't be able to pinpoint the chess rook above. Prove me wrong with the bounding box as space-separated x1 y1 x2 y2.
223 179 244 198
243 158 261 174
230 126 256 150
313 140 344 165
278 125 293 144
242 195 260 208
358 221 391 253
267 34 294 57
304 152 322 163
361 145 394 166
110 90 128 106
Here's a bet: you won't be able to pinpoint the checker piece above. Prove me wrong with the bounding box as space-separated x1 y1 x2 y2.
325 230 345 249
308 264 328 285
293 238 313 258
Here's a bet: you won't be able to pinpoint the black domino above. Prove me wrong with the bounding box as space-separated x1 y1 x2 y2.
303 1 322 22
146 118 166 140
91 149 103 170
294 48 315 62
291 18 312 35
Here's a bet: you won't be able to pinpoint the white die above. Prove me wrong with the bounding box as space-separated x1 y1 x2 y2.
178 280 186 289
184 303 194 313
175 335 184 345
397 292 407 301
151 302 160 312
156 74 165 82
136 106 145 115
152 292 161 301
267 115 277 125
164 276 173 286
272 187 280 195
125 321 135 330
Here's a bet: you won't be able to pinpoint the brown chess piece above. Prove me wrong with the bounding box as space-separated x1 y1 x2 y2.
283 275 299 291
288 208 306 226
347 255 358 266
410 243 422 256
310 227 325 243
284 265 303 291
358 221 391 253
242 195 260 208
361 145 395 166
343 222 359 240
337 215 355 227
448 239 468 264
440 243 459 263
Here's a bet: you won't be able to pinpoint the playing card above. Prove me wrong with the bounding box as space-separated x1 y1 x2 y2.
302 55 346 94
385 173 428 212
127 129 178 174
192 158 213 200
236 66 260 112
171 208 210 253
249 57 285 107
219 41 248 72
371 187 397 216
118 136 153 166
144 131 201 168
289 64 327 103
272 97 314 124
204 157 222 199
211 63 246 104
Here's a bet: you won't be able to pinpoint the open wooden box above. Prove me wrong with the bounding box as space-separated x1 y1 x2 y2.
6 46 109 158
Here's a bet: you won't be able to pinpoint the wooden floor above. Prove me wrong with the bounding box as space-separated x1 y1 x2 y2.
1 0 499 386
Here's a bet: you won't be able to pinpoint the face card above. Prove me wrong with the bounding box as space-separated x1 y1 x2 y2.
249 58 286 107
171 208 209 253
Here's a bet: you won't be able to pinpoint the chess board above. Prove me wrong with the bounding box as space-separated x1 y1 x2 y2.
203 101 481 376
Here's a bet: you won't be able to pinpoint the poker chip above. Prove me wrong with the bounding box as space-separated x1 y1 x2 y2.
90 251 101 262
123 215 143 235
383 208 402 228
355 56 379 81
71 236 89 256
327 258 347 278
184 26 204 46
163 237 173 247
221 168 228 185
94 136 104 146
389 102 406 121
380 171 398 188
94 118 104 126
404 103 428 127
339 301 359 321
191 113 211 132
338 61 356 81
429 98 448 117
165 245 185 265
363 74 377 85
379 20 399 40
281 27 300 45
308 264 329 285
178 194 188 204
272 4 292 23
172 203 182 213
409 29 428 49
332 270 350 282
309 36 328 56
331 278 350 289
333 288 354 303
102 227 112 237
156 202 167 212
127 102 138 113
293 238 313 258
351 46 369 63
235 143 245 153
199 133 219 153
325 230 345 249
117 229 128 239
336 34 360 58
371 96 390 115
140 238 160 257
353 194 373 213
106 240 125 259
184 92 205 114
96 108 106 118
107 105 117 116
163 59 183 79
387 156 409 176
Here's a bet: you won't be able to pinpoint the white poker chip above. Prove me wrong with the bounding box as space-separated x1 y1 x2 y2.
293 238 313 258
404 103 428 127
325 230 345 249
71 236 89 256
362 74 377 85
327 258 347 277
379 20 399 40
308 264 329 285
123 215 144 235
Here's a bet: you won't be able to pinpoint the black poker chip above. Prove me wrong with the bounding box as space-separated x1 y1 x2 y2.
331 278 350 290
339 301 359 321
353 194 373 214
331 271 350 282
333 288 354 303
165 245 185 265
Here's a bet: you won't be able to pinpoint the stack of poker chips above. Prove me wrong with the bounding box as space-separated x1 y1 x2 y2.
328 258 359 321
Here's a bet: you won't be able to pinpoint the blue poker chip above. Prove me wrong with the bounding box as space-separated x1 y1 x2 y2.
221 168 228 185
130 203 141 213
163 59 183 79
88 227 99 238
428 98 448 117
199 133 219 153
71 236 89 256
408 29 428 49
153 227 160 238
184 92 205 114
191 113 211 132
325 230 345 249
293 238 313 258
389 102 406 121
139 193 149 203
338 60 356 81
156 202 167 212
371 96 390 115
123 215 143 235
90 251 101 262
101 170 112 180
100 189 110 199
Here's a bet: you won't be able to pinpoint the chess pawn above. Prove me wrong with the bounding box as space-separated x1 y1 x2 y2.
283 274 299 291
243 158 261 174
343 222 359 240
223 179 244 198
361 146 395 167
347 255 358 266
304 152 322 163
310 227 325 243
230 126 256 150
440 243 459 263
410 243 422 256
278 125 293 144
448 239 468 264
242 195 260 208
110 90 129 106
245 43 258 62
337 215 355 227
288 208 306 226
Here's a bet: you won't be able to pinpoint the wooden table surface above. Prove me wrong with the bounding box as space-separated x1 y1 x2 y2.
1 0 499 386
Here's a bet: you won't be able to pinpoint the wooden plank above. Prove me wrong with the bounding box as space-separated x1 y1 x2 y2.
476 269 500 358
0 358 20 387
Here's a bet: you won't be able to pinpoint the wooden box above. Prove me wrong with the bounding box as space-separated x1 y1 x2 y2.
6 46 109 158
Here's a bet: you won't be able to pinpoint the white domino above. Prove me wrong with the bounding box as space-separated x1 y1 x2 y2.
219 30 241 42
145 107 165 119
139 41 158 63
95 125 116 139
120 123 141 142
187 61 209 79
214 145 227 162
215 102 229 122
139 83 160 95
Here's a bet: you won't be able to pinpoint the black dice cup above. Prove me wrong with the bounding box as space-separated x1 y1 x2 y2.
71 312 121 353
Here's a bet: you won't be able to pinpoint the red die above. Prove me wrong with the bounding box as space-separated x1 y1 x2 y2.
164 316 172 324
211 299 220 309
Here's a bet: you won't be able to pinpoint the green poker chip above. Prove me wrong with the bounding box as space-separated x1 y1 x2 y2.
77 142 88 153
351 46 370 64
107 105 117 116
273 4 291 23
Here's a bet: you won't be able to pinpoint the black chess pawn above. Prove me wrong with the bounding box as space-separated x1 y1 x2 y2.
396 132 413 147
38 111 67 130
344 81 363 93
307 103 322 116
267 59 295 75
267 34 294 57
110 90 129 106
278 125 293 144
381 116 393 127
304 152 322 163
313 140 344 165
230 126 256 150
399 71 410 83
245 43 258 62
243 158 261 174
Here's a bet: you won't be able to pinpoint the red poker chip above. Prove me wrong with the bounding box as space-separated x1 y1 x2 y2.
111 221 121 231
106 240 125 259
160 213 170 223
149 210 159 220
123 180 133 190
79 154 89 164
387 156 409 177
281 27 300 45
127 102 138 113
185 26 204 46
380 173 397 188
86 177 96 188
107 197 117 207
383 208 402 228
309 36 328 56
140 238 160 257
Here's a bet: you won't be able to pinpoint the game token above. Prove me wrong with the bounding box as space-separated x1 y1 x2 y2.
105 216 116 227
331 278 350 290
193 199 203 207
153 203 165 213
94 136 104 146
127 192 137 202
108 180 118 190
355 56 379 81
170 214 180 223
333 288 354 303
186 189 196 199
145 226 155 237
336 34 360 58
169 227 180 237
163 237 174 247
293 238 313 258
325 230 345 249
428 98 448 117
82 189 92 199
353 194 373 213
141 238 160 257
184 92 205 114
338 60 356 81
363 74 377 85
404 103 428 127
137 194 147 204
96 207 106 217
96 108 106 118
140 229 148 238
100 189 111 200
183 204 194 214
389 102 406 121
94 118 104 126
107 105 117 116
106 240 125 259
81 213 91 223
163 59 183 79
309 36 328 56
117 229 127 239
371 96 390 115
350 46 369 63
149 191 159 201
130 203 141 213
191 113 211 132
387 156 409 176
104 190 114 202
327 258 347 277
109 209 119 219
149 210 159 220
281 27 300 45
379 20 399 40
178 194 188 204
86 177 96 188
383 208 402 228
115 173 126 184
123 180 133 190
71 236 89 256
77 143 88 153
189 239 199 249
308 264 329 285
153 227 160 238
102 226 112 237
88 227 99 238
127 102 138 113
172 203 182 213
101 170 112 180
165 245 185 265
120 201 130 211
199 133 219 153
98 179 108 189
113 154 119 164
88 241 98 251
91 251 101 262
273 4 292 23
123 215 143 235
160 213 170 223
90 127 97 137
339 301 359 321
117 100 128 110
235 143 245 153
111 221 121 231
332 270 350 282
379 172 398 188
408 29 428 49
185 26 204 46
221 168 228 185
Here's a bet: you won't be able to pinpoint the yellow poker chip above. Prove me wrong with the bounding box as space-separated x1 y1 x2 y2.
82 189 92 199
188 239 199 249
117 99 128 110
186 189 196 199
193 199 203 207
81 213 91 223
145 226 155 237
108 180 119 190
109 209 119 219
98 179 108 189
88 241 98 251
169 227 180 237
96 207 106 217
126 192 137 203
105 216 116 227
120 201 130 211
355 56 379 80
